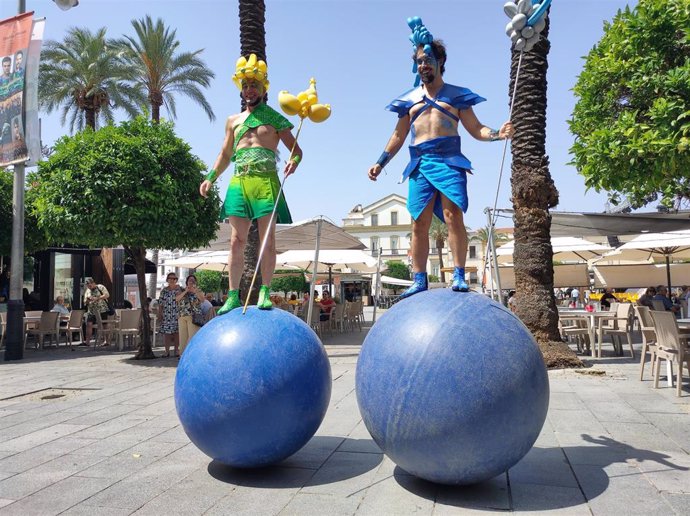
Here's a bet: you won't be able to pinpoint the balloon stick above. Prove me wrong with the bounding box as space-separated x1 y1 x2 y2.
242 117 305 315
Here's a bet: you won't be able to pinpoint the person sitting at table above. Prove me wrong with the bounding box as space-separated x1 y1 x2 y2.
318 290 336 321
653 286 680 314
50 296 70 314
288 294 300 306
637 287 656 309
599 288 617 310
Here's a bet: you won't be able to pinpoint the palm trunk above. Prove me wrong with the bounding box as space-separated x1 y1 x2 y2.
146 98 163 300
128 245 155 359
238 0 267 304
85 107 96 130
509 13 561 344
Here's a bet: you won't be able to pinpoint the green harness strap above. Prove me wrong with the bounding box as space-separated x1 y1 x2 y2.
231 103 293 159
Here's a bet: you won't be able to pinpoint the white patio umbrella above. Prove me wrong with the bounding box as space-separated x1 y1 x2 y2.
276 249 378 290
162 250 229 272
599 229 690 296
496 236 612 264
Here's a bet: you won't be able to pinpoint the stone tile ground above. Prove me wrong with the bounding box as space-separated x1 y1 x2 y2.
0 313 689 515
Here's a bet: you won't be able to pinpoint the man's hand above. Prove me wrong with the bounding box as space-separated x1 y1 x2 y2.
499 121 515 139
368 164 382 181
283 159 298 178
199 180 213 198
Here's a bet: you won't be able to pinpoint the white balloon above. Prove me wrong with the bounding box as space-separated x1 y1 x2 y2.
512 13 527 31
521 25 535 39
530 3 541 16
506 21 515 36
515 37 526 51
504 1 518 18
510 30 520 43
517 0 532 15
523 39 537 52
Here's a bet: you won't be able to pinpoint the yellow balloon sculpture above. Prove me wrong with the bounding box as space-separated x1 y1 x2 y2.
232 53 269 91
278 78 331 122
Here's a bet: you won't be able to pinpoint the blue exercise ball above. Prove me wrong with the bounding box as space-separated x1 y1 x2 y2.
175 307 331 468
356 289 549 485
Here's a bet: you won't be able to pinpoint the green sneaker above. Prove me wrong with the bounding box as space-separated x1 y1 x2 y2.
217 290 241 315
257 285 273 310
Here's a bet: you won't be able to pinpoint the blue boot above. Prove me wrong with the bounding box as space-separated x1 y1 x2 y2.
451 267 469 292
399 272 428 300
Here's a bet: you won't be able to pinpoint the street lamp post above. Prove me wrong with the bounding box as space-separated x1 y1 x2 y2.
5 0 77 361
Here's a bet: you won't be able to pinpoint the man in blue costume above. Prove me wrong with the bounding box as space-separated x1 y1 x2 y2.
368 17 513 298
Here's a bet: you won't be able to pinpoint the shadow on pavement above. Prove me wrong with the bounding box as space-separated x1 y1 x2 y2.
393 434 688 511
207 436 382 488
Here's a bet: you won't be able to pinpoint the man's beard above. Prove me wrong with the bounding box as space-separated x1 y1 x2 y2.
420 71 435 84
246 96 262 107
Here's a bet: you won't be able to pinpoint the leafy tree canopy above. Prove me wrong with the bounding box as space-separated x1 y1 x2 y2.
569 0 690 208
1 169 49 256
30 117 220 250
194 269 222 294
271 273 308 295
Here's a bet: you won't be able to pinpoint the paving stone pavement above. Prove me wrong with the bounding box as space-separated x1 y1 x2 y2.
0 311 689 515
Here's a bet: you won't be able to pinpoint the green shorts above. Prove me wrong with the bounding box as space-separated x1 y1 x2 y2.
220 148 292 223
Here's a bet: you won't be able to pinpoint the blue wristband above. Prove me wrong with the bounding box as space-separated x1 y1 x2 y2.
376 151 391 168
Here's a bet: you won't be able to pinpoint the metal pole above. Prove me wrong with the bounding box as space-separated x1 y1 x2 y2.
306 218 322 325
371 248 383 323
6 0 27 361
486 208 503 303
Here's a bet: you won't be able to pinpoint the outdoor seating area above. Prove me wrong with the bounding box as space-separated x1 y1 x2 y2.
282 299 365 337
560 302 690 396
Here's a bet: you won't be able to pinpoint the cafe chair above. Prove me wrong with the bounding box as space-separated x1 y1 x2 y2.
599 303 635 359
650 310 690 397
113 309 143 351
634 305 657 381
651 299 667 312
330 303 347 333
24 311 60 350
60 309 85 348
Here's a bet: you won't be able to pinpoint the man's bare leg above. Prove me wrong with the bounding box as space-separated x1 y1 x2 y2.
400 196 436 300
255 214 277 309
440 195 469 292
218 216 252 315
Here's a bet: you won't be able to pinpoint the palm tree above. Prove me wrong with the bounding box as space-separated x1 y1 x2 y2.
238 0 267 304
429 216 448 282
508 11 565 346
39 27 144 132
115 16 216 299
116 16 216 124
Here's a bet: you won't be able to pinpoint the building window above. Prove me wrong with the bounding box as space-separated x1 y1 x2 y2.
371 214 378 226
391 211 398 225
469 245 477 259
469 271 478 284
391 236 399 255
371 237 379 255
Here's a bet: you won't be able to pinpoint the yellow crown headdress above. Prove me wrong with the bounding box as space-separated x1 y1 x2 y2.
232 54 269 91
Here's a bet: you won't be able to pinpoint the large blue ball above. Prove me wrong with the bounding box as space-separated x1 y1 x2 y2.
356 290 549 485
175 307 331 467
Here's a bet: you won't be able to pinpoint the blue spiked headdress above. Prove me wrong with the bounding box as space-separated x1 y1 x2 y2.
407 16 434 87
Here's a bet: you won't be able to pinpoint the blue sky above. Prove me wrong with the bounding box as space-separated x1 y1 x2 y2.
2 0 637 230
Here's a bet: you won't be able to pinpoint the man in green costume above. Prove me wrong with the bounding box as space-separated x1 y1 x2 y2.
200 55 302 314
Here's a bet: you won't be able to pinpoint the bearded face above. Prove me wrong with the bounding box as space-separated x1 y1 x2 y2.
241 79 265 106
415 50 440 85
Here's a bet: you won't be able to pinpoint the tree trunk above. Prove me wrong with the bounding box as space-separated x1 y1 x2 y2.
128 245 156 359
146 249 158 300
509 13 562 345
238 0 267 305
85 107 96 130
436 238 445 282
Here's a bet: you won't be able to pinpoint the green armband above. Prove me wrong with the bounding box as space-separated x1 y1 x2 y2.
290 154 301 164
205 169 218 182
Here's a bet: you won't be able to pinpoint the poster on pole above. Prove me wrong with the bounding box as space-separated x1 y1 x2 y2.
0 12 33 167
24 18 45 167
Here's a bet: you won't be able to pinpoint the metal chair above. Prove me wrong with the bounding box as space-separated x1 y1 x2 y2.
599 303 635 358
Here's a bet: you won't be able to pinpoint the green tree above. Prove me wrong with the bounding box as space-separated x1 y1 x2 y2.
429 215 448 283
270 272 308 296
238 0 267 304
570 0 690 209
384 260 411 295
39 27 145 131
1 170 49 257
115 16 217 298
30 117 220 359
194 270 222 296
509 8 577 367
